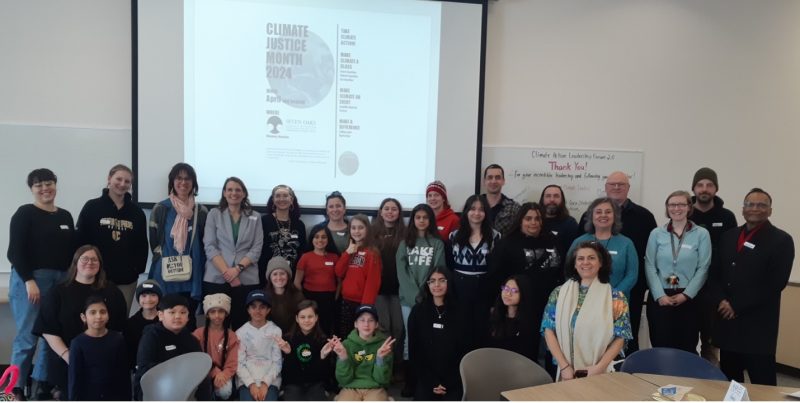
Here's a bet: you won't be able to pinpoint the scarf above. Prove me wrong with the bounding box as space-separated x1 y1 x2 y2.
169 194 195 254
555 278 614 372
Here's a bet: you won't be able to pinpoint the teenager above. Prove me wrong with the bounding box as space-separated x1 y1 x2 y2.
426 181 459 241
264 256 305 334
489 276 539 361
278 300 335 401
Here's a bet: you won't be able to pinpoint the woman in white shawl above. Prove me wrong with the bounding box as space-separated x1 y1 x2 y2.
540 241 632 380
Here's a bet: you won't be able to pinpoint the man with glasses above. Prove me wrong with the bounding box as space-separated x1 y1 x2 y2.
689 168 738 365
708 188 794 385
578 171 656 354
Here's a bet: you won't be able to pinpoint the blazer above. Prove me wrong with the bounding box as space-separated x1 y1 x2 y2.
203 208 264 286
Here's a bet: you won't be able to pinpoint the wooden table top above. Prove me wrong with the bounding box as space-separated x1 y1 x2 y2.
501 372 657 401
633 373 800 401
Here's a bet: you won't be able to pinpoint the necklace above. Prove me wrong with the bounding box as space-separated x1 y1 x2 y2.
434 305 446 319
275 216 291 237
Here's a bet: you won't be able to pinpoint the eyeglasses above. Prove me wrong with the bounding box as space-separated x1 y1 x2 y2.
500 285 519 294
743 202 770 209
427 278 447 285
667 203 689 209
79 256 99 264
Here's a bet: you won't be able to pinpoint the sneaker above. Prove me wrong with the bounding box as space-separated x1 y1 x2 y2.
12 387 27 401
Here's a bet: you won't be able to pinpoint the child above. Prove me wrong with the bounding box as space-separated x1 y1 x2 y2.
264 256 305 333
68 294 131 401
236 290 282 401
332 305 394 401
193 293 239 400
335 214 382 338
295 226 340 336
489 276 538 361
134 293 207 401
124 279 162 371
277 299 335 401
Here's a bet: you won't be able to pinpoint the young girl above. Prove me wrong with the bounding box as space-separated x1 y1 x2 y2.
276 300 335 401
489 276 539 362
193 293 239 400
396 203 445 395
68 295 131 401
265 256 305 334
237 290 282 401
295 226 340 336
335 214 382 338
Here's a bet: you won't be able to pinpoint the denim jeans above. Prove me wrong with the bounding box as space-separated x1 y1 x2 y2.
9 268 65 388
238 384 279 401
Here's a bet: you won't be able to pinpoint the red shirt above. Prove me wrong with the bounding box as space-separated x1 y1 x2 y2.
436 207 460 241
296 251 338 292
335 248 382 304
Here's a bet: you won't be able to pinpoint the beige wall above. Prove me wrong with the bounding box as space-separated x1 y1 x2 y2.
778 284 800 368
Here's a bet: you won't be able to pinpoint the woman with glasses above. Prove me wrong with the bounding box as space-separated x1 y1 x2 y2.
33 245 127 398
407 267 466 401
488 275 538 361
644 190 711 353
7 168 75 399
259 185 306 284
541 242 632 381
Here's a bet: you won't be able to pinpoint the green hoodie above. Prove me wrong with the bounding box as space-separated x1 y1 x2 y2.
396 236 446 306
335 329 393 389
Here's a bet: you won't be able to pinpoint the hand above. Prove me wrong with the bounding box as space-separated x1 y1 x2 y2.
249 384 260 401
213 372 228 389
230 277 242 287
657 296 674 306
377 336 395 359
25 280 40 304
586 364 605 376
671 293 688 306
329 336 347 359
718 299 736 320
321 339 334 359
433 384 447 395
273 335 291 354
346 239 358 255
222 267 240 282
559 366 575 381
258 384 269 401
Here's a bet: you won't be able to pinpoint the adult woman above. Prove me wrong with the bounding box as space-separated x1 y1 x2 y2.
568 197 638 298
203 177 264 329
264 256 305 334
408 267 466 401
8 168 75 398
259 185 306 284
310 191 349 253
372 198 406 367
148 162 208 330
33 245 127 397
489 276 539 361
76 164 148 313
448 195 500 348
426 181 460 241
645 190 711 353
541 242 632 381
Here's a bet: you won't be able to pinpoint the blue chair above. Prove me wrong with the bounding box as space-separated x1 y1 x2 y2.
620 347 728 381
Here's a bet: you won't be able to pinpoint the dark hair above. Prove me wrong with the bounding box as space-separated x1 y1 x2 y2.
82 294 109 313
745 187 772 205
664 190 693 219
372 198 406 251
350 214 376 250
453 195 495 248
583 197 623 235
286 299 327 341
483 164 505 179
325 191 347 214
202 305 231 371
417 266 454 305
66 245 107 289
564 241 612 283
539 185 570 220
158 293 191 311
167 162 199 196
405 204 441 247
218 177 253 214
108 164 133 179
490 275 535 339
267 184 301 220
308 225 340 255
27 168 57 188
506 202 545 238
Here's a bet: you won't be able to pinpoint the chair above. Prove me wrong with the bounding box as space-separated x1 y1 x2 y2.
140 352 212 401
620 347 728 381
459 348 553 401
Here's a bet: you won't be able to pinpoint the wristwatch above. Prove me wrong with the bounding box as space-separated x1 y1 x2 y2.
236 263 246 271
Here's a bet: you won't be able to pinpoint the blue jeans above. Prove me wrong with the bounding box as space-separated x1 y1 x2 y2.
9 268 65 388
238 384 279 401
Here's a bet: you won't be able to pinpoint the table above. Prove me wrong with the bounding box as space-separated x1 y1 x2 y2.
501 372 656 401
634 373 800 401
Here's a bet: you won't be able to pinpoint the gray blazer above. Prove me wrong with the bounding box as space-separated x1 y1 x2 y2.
203 207 263 285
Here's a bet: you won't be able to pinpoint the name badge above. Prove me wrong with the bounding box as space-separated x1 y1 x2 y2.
188 226 192 232
433 323 444 329
99 218 112 225
337 232 346 236
743 242 755 250
609 250 618 255
358 350 366 356
290 234 298 239
249 215 258 220
545 249 555 253
358 251 366 256
437 226 444 231
59 225 70 230
524 249 534 257
165 345 176 351
551 230 559 236
324 261 335 266
681 244 693 249
712 222 723 227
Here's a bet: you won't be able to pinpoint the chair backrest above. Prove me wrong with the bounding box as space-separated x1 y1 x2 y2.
140 352 212 401
459 348 553 401
620 347 728 381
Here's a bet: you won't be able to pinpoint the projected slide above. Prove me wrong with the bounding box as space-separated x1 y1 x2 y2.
184 0 441 204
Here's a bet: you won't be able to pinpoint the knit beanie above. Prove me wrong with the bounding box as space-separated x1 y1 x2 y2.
426 180 448 203
266 256 293 281
135 279 163 300
692 167 719 189
202 293 231 315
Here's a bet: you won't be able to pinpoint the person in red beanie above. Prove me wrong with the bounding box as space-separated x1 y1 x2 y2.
426 180 460 241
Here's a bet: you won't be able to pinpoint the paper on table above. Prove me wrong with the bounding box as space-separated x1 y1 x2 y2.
659 385 694 401
782 390 800 399
723 380 749 401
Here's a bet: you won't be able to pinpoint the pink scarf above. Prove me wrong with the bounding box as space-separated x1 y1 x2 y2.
169 194 195 254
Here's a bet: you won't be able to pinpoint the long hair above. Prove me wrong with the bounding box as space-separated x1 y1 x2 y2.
490 275 534 339
267 184 301 220
286 299 327 341
506 202 545 238
350 214 375 250
307 225 340 255
405 204 440 248
564 241 612 283
582 197 623 235
167 162 198 196
453 195 494 248
202 308 231 370
218 177 253 215
372 198 406 251
416 266 455 305
66 245 108 290
538 185 570 220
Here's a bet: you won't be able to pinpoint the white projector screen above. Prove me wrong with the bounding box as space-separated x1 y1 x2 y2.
136 0 484 210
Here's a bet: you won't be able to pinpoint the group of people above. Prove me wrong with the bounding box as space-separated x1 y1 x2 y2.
7 162 794 401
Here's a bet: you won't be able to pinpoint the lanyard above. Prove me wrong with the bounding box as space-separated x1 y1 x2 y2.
669 226 686 266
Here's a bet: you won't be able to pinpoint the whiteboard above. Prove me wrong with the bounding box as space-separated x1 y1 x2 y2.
481 146 643 218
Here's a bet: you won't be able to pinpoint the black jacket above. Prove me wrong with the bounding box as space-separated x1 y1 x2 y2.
134 322 201 400
690 196 738 250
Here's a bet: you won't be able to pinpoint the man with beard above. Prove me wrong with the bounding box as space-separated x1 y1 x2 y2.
690 168 737 365
538 184 578 260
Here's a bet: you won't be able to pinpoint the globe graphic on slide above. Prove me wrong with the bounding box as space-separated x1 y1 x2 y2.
268 31 334 108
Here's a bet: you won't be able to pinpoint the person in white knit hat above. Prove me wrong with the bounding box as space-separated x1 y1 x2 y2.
193 293 239 400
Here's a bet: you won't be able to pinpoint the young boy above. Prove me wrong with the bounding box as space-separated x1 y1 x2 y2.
332 305 394 401
124 280 162 370
236 290 283 401
133 293 207 400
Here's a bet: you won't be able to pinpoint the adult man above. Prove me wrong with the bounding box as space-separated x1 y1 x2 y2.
539 184 579 260
578 171 656 353
690 168 737 364
481 164 520 236
710 188 794 385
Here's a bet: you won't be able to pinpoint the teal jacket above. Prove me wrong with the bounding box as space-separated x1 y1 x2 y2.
644 221 711 299
396 236 446 306
336 329 393 389
568 233 638 298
